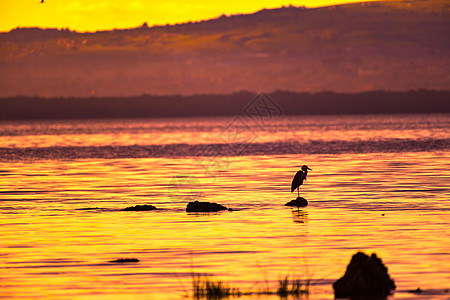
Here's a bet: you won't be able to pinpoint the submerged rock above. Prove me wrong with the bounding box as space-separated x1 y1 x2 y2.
123 204 157 211
186 201 229 212
109 258 139 263
333 252 396 299
408 288 423 294
408 288 449 295
285 197 308 207
77 207 101 210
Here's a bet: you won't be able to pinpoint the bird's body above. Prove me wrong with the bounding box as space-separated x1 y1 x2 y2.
291 165 311 197
291 170 306 192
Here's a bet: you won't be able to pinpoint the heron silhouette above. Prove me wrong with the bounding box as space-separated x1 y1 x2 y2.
291 165 312 197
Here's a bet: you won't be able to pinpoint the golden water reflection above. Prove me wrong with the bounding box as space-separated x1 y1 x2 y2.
291 210 308 223
0 152 449 299
1 114 448 148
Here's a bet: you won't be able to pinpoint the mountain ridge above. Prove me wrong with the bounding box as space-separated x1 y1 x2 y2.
1 0 449 97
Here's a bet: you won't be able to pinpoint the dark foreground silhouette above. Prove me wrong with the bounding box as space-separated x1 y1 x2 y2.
285 197 308 208
333 252 396 299
123 204 157 211
291 165 312 197
109 258 139 263
186 201 230 212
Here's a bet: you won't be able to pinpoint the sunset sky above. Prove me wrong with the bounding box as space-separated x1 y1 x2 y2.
1 0 378 32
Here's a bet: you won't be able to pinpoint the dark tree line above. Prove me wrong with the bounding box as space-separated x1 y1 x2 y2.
0 90 449 120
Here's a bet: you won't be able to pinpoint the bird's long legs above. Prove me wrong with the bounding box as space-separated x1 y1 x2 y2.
297 187 299 197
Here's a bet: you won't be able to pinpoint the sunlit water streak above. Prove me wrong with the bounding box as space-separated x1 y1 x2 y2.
0 114 449 299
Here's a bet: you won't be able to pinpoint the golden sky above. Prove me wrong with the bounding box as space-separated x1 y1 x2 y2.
1 0 376 32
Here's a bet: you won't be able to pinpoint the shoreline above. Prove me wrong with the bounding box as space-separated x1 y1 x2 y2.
1 90 449 120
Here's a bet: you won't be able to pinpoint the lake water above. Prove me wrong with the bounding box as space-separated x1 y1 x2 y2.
0 113 449 299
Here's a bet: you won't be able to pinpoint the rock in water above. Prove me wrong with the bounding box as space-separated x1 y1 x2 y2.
186 201 228 212
333 252 396 299
285 197 308 207
109 258 139 263
123 204 157 211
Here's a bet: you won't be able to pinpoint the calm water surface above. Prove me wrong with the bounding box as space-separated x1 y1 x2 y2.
0 114 449 299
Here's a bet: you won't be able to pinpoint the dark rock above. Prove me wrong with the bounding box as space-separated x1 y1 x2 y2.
123 204 157 211
333 252 396 299
407 288 449 295
109 258 139 263
285 197 308 207
408 288 422 294
186 201 228 212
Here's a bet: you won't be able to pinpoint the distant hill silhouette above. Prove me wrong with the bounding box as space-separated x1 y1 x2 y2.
0 0 449 97
1 90 449 120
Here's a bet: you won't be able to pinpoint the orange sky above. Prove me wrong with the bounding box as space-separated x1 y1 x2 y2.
0 0 378 32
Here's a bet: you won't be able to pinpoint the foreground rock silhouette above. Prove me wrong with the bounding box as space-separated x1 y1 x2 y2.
109 258 139 263
123 204 157 211
333 252 396 299
186 201 229 212
285 197 308 208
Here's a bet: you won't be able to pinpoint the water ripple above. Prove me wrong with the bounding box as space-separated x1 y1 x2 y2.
0 138 448 160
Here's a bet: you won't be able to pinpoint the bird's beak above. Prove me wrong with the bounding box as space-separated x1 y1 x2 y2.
307 167 312 170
